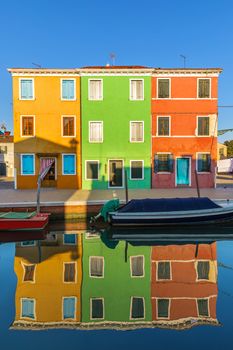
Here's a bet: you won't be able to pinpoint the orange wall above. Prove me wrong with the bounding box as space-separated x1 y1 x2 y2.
152 75 219 188
151 243 218 321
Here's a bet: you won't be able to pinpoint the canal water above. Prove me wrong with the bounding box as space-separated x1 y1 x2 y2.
0 226 233 349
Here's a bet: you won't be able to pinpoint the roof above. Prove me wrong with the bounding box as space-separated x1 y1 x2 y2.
81 65 150 69
0 135 14 143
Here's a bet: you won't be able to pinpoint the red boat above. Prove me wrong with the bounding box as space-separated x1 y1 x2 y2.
0 211 50 231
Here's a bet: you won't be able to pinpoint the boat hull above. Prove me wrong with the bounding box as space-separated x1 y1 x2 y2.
0 213 50 231
109 208 233 227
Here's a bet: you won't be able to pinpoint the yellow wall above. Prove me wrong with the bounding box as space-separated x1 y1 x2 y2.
12 72 81 189
217 142 227 160
13 233 82 325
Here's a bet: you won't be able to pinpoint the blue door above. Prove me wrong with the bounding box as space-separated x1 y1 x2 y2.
176 158 190 185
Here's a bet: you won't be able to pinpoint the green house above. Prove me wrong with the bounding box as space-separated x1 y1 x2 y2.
81 232 152 328
81 66 153 190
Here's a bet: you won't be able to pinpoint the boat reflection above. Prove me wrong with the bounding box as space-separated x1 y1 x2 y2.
10 227 221 330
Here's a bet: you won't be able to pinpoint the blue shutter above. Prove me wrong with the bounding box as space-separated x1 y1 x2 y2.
62 80 74 100
154 155 159 173
64 234 76 244
22 299 35 318
63 155 75 175
21 80 33 99
197 155 202 172
207 155 211 172
63 297 75 319
22 155 34 175
168 154 174 173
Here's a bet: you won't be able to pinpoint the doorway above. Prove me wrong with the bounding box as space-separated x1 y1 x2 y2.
108 160 124 188
176 157 191 186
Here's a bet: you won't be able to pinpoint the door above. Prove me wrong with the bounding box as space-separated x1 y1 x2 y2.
40 157 57 187
176 158 190 185
109 160 123 188
0 162 6 176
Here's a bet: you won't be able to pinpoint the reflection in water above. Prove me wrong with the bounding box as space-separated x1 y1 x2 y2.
10 230 219 331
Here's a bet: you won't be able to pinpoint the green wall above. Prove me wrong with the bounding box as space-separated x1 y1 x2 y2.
81 75 151 189
81 234 152 324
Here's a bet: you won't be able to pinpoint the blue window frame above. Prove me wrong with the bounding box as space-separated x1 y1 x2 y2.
63 297 76 319
64 234 76 245
20 79 34 99
21 298 35 319
21 154 35 175
61 79 75 100
62 154 76 175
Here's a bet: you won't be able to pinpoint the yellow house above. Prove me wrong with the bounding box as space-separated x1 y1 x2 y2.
217 142 227 160
8 68 81 189
12 232 82 328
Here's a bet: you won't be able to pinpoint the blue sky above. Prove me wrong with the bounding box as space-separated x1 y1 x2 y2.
0 0 233 142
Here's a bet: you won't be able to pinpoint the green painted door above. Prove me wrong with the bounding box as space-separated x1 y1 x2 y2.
109 160 123 187
176 158 190 185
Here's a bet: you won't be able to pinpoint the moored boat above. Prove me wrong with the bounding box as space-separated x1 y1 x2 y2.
0 211 50 231
108 197 233 227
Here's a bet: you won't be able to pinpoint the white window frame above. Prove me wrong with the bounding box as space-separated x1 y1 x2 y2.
62 296 77 320
156 116 171 137
22 262 36 283
19 78 35 100
89 256 104 278
20 115 35 138
90 298 105 320
129 79 144 101
156 261 172 281
195 260 211 281
88 121 103 143
63 233 77 245
62 153 76 176
197 78 211 99
196 116 210 137
157 78 171 99
61 115 76 137
20 298 36 320
60 78 76 101
20 154 35 176
63 262 77 283
130 296 145 320
156 298 171 319
196 298 210 317
88 79 103 101
85 160 99 180
129 160 144 180
130 255 145 278
156 152 172 174
196 152 211 174
130 121 144 143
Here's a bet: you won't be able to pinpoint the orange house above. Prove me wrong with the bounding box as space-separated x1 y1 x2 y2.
8 68 81 189
151 242 218 328
152 68 222 188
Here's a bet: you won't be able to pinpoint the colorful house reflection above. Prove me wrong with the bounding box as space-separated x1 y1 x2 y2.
12 232 82 328
11 232 219 330
151 242 219 329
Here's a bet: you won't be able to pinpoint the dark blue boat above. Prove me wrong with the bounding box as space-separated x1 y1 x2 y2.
108 197 233 226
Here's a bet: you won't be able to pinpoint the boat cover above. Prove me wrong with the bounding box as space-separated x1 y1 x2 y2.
117 198 221 213
0 211 36 219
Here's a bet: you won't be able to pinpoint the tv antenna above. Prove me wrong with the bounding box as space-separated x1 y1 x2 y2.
180 54 186 68
110 53 116 66
32 62 42 68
